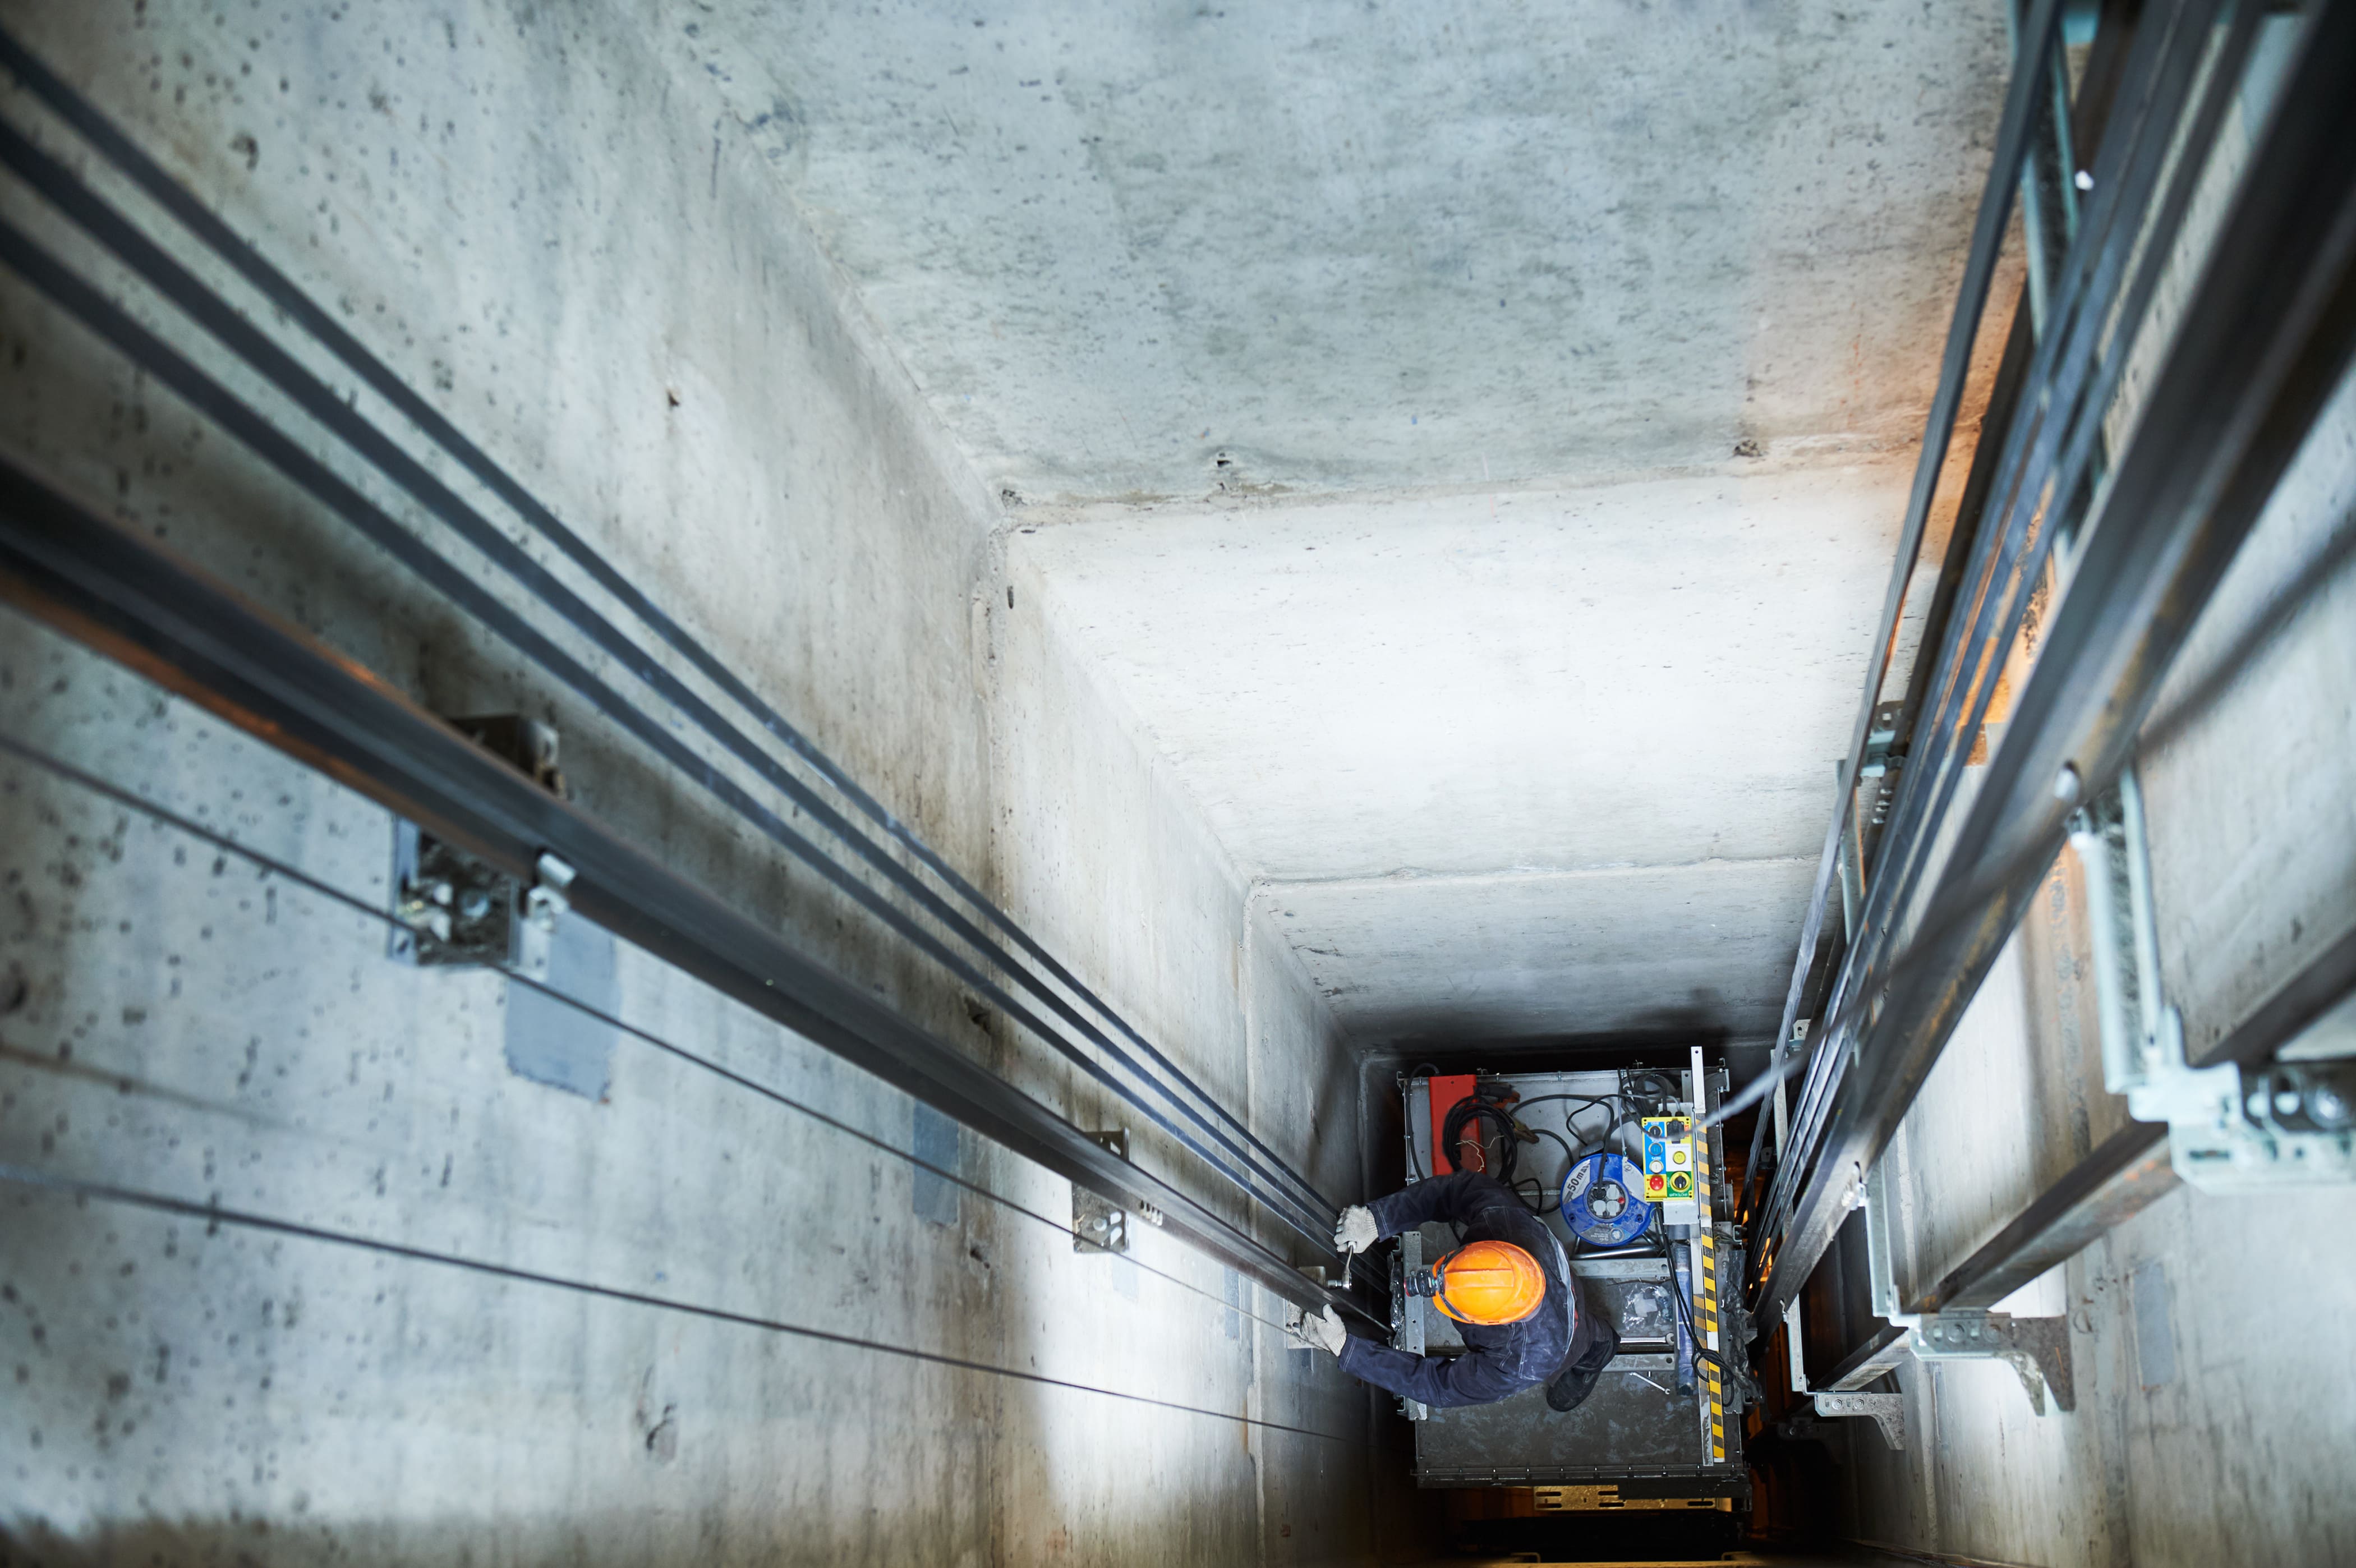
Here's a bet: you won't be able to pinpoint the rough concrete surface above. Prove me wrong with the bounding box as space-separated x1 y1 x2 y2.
0 2 1387 1563
659 0 2011 502
1007 463 1913 1044
1838 33 2356 1562
7 2 2346 1567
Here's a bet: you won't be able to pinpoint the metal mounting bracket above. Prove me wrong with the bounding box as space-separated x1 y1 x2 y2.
1388 1229 1431 1420
389 715 569 967
1857 1158 2074 1416
1909 1310 2074 1414
1811 1391 1906 1450
1071 1129 1133 1253
2072 772 2356 1193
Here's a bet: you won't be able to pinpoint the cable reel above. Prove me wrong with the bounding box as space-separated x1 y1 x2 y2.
1559 1149 1654 1247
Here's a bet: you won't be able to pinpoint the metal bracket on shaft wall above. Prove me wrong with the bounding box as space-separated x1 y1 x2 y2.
1857 1149 2076 1416
1811 1391 1906 1450
1389 1229 1431 1421
1072 1129 1132 1253
2072 772 2356 1192
390 715 568 967
1911 1310 2074 1414
0 466 1362 1327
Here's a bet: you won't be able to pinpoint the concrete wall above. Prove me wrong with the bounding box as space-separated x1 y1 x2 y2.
1834 21 2356 1559
647 0 2017 1060
0 3 1379 1564
1005 459 1920 1052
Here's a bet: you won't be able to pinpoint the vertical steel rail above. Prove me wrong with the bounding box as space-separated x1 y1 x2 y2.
1754 0 2356 1324
1757 0 2070 1108
1758 0 2267 1262
0 25 1336 1236
0 459 1379 1328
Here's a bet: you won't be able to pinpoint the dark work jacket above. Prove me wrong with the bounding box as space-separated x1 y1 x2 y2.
1336 1171 1581 1408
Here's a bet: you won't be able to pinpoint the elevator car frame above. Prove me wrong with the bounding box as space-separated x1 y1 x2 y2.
1391 1049 1748 1514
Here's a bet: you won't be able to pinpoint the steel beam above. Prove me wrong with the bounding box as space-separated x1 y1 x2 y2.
1912 1124 2172 1316
1759 0 2071 1128
1906 919 2356 1315
1817 1323 1909 1394
0 458 1374 1327
1758 0 2356 1326
0 28 1337 1240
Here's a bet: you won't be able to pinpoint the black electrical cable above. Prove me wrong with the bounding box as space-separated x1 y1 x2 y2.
1623 1069 1681 1109
1440 1097 1521 1184
1513 1092 1621 1125
0 1162 1364 1445
1526 1126 1575 1167
1515 1092 1630 1156
0 732 1307 1336
1656 1230 1762 1410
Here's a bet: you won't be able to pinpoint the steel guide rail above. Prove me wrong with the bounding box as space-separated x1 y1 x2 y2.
1758 0 2239 1227
1763 0 2253 1249
1904 920 2356 1317
0 30 1336 1244
1753 0 2356 1323
0 449 1382 1328
0 728 1317 1341
1815 0 2251 1069
1752 0 2076 1169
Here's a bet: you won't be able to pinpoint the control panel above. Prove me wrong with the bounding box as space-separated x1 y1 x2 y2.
1641 1116 1699 1227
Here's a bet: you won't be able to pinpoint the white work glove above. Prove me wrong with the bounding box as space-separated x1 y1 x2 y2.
1333 1204 1378 1255
1299 1304 1347 1356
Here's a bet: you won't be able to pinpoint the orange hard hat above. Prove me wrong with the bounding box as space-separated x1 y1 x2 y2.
1431 1239 1547 1325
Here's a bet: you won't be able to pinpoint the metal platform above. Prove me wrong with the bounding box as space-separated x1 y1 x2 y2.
1397 1058 1747 1500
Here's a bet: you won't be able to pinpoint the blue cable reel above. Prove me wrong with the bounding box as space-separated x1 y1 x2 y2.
1559 1149 1655 1248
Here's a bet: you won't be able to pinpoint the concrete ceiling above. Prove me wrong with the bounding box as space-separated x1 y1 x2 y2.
1013 459 1912 1042
669 1 2010 1047
678 0 2007 502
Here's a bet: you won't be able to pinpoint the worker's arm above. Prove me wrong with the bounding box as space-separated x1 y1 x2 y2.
1335 1334 1535 1409
1365 1170 1519 1239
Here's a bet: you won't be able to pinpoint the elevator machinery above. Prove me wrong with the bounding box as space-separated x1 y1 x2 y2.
1388 1048 1748 1515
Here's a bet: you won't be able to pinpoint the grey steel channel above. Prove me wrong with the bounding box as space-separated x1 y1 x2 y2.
1758 0 2282 1262
0 459 1377 1330
1755 0 2073 1142
1755 0 2356 1326
1747 0 2217 1256
1779 0 2258 1194
0 22 1336 1245
1766 0 2250 1245
1906 921 2356 1316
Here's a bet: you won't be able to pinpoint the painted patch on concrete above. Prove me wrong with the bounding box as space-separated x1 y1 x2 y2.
503 919 617 1100
912 1102 960 1226
2132 1259 2175 1390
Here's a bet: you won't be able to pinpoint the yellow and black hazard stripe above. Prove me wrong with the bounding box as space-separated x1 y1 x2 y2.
1695 1129 1725 1464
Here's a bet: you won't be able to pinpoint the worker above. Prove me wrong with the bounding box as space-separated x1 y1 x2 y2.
1295 1169 1618 1410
